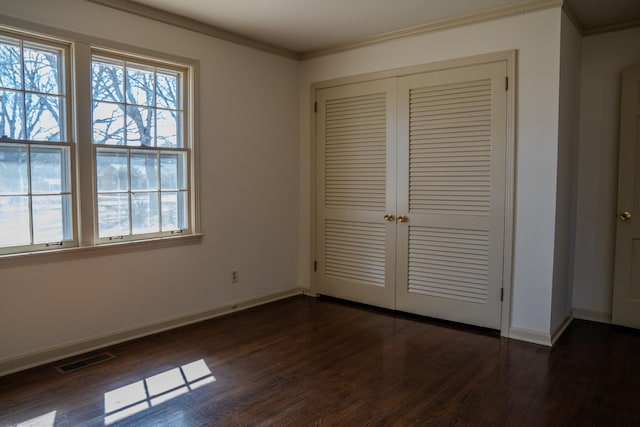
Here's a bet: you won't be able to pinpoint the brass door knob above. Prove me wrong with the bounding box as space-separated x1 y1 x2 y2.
397 215 409 223
619 211 632 221
384 214 395 222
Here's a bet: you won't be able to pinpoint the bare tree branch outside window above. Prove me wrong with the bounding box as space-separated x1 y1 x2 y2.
0 36 70 248
91 56 186 238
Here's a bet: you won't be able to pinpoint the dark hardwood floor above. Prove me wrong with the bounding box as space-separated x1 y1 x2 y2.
1 295 639 426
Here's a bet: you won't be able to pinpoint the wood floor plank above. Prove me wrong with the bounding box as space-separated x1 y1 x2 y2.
0 295 639 426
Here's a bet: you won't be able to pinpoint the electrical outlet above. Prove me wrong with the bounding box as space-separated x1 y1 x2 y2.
232 269 239 283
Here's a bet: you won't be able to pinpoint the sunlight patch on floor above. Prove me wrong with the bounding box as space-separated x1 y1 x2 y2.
11 410 57 427
104 359 215 425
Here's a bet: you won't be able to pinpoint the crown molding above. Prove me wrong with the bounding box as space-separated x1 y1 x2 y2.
86 0 567 61
562 0 640 38
582 19 640 37
85 0 300 59
301 0 562 59
561 0 584 33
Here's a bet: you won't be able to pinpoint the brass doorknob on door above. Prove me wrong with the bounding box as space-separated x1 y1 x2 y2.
619 211 632 221
397 215 409 223
384 214 395 222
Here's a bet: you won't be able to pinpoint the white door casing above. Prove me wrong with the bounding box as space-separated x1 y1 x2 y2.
613 65 640 329
313 52 514 332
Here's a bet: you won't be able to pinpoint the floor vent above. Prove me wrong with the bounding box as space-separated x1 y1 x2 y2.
56 352 116 373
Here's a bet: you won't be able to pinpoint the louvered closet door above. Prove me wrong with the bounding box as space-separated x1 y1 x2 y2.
395 62 507 329
316 79 397 309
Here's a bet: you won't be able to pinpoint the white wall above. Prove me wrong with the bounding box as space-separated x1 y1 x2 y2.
551 11 582 333
0 1 581 365
573 26 640 319
0 0 300 364
299 8 563 335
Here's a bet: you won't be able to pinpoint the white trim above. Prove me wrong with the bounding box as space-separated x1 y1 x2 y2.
0 15 202 260
551 314 573 345
561 1 584 34
0 287 304 377
302 289 319 297
0 15 198 68
308 87 318 296
311 50 516 89
501 50 517 337
508 326 552 347
508 314 573 347
0 233 204 268
573 307 612 324
85 0 298 59
85 0 561 60
74 41 96 247
309 50 516 337
190 56 202 235
12 0 637 61
561 1 640 37
303 1 560 59
583 19 640 37
0 31 77 256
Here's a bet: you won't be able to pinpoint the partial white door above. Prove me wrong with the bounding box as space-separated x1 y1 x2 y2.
315 79 397 309
395 62 507 329
613 65 640 329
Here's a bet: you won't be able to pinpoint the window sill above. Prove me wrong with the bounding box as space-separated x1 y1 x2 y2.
0 233 204 268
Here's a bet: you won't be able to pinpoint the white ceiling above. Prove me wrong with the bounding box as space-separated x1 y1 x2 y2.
130 0 527 53
568 0 640 31
125 0 640 54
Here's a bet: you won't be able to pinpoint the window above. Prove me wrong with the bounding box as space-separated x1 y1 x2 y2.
0 27 197 256
92 54 189 241
0 33 73 252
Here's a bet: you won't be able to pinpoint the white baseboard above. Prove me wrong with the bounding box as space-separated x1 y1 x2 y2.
0 287 304 377
551 314 573 346
511 307 615 347
509 313 573 347
572 307 612 324
508 326 552 347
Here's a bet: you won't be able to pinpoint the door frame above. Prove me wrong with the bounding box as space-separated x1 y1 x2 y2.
309 50 517 336
612 65 640 328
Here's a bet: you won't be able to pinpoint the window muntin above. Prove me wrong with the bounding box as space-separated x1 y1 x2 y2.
91 54 189 241
0 27 195 256
95 148 187 239
0 34 72 252
0 36 66 142
91 56 183 148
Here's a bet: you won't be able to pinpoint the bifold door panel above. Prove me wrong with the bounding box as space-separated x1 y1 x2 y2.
316 79 397 309
316 60 508 329
395 63 506 329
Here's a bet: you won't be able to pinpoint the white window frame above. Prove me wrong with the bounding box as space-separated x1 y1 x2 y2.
0 20 201 262
90 50 192 244
0 29 77 255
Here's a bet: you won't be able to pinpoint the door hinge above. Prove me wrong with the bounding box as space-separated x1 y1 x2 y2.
505 77 509 91
314 101 317 113
500 288 504 301
314 260 317 272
